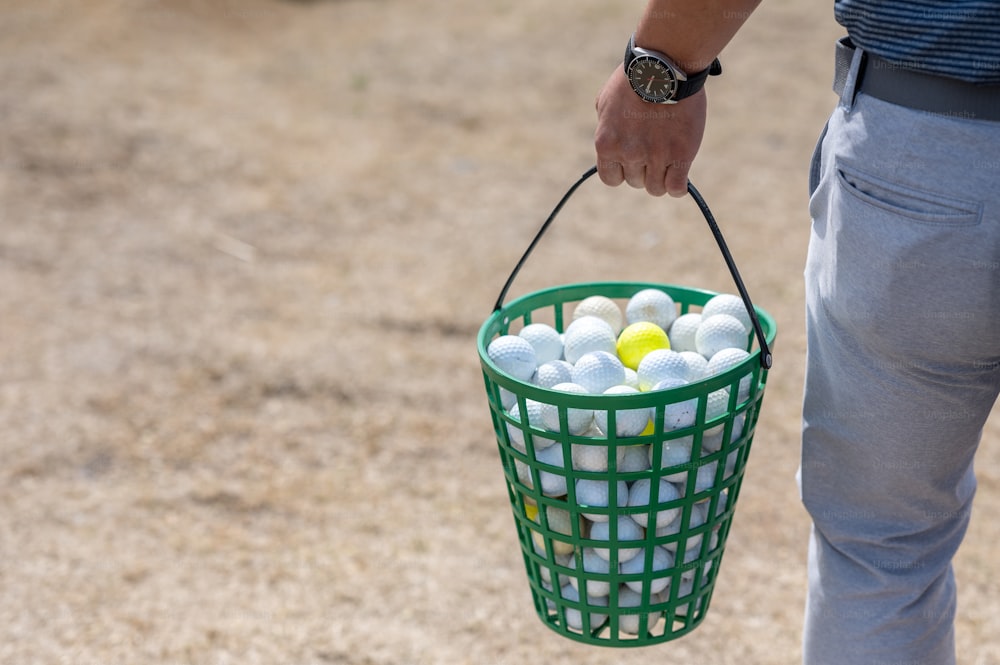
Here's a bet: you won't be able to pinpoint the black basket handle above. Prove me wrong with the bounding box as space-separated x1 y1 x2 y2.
492 165 772 370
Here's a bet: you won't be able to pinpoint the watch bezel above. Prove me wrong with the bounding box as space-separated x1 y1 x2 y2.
625 48 689 104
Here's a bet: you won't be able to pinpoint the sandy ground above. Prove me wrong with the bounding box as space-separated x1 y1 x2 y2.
1 1 999 663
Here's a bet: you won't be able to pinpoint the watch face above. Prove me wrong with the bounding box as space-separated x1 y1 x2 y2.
627 56 679 103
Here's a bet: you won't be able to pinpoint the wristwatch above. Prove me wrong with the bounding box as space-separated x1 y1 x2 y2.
623 33 722 104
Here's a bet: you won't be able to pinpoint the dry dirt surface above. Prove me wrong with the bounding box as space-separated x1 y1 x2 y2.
2 1 1000 664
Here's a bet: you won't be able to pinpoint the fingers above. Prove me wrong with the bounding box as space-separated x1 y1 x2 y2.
644 165 669 197
664 161 691 198
597 160 671 197
623 163 647 189
596 159 625 187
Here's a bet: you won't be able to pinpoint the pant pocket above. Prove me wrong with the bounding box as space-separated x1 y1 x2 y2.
835 160 982 226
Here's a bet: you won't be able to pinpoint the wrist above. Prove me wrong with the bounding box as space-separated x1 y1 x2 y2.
623 33 721 104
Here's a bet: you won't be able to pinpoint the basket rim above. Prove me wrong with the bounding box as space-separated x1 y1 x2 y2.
477 281 777 407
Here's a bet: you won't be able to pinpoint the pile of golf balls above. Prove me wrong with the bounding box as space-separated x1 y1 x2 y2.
485 289 757 637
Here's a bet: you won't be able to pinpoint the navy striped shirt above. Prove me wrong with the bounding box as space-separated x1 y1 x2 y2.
835 0 1000 83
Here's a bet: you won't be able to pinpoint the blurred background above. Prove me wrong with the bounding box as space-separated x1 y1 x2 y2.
1 0 998 663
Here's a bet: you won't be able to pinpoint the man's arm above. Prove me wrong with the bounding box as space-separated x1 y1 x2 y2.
595 0 761 197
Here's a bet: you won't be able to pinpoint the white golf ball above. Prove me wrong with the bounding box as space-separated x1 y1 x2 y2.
729 411 748 444
667 313 701 353
702 293 752 335
620 545 674 595
706 388 731 422
571 441 626 473
700 389 732 452
679 545 703 583
706 347 752 401
572 351 626 395
573 295 624 334
625 288 677 331
593 385 651 438
651 378 698 431
724 448 740 480
589 516 645 563
672 577 704 617
627 477 681 529
540 382 593 434
487 334 537 381
533 359 574 389
708 490 729 525
569 548 613 597
613 584 663 635
560 583 609 631
518 323 564 365
516 442 568 497
675 461 719 497
506 400 554 452
562 316 618 364
655 502 706 555
619 444 652 473
695 314 748 359
636 349 689 391
499 388 517 410
532 541 573 586
575 478 629 523
649 437 694 482
679 351 709 381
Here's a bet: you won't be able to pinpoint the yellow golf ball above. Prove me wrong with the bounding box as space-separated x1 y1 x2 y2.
616 322 670 370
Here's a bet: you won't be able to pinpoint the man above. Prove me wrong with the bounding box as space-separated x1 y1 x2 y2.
594 1 1000 663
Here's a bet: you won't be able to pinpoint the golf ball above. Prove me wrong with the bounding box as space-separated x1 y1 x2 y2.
649 436 694 482
616 322 670 371
506 399 554 452
652 378 698 431
589 515 645 563
569 548 613 597
571 351 626 395
518 323 564 365
702 293 751 335
625 288 677 331
706 347 752 401
571 441 626 473
667 313 701 353
627 477 681 529
540 382 593 434
487 334 537 380
593 385 651 438
695 314 748 359
560 583 609 631
533 359 574 389
573 295 624 334
620 545 674 595
637 349 689 391
575 478 629 523
614 584 663 635
563 316 618 365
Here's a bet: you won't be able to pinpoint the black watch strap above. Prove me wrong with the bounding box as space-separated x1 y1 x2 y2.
624 34 722 102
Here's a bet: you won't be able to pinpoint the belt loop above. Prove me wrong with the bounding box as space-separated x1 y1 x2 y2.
837 37 867 111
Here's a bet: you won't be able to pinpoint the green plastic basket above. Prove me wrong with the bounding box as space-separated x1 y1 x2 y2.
476 167 777 647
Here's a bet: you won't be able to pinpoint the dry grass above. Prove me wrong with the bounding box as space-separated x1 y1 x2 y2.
1 1 999 663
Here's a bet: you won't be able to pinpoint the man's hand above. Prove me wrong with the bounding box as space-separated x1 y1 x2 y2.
594 65 707 198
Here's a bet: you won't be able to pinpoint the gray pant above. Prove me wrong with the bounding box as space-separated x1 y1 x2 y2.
801 49 1000 664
